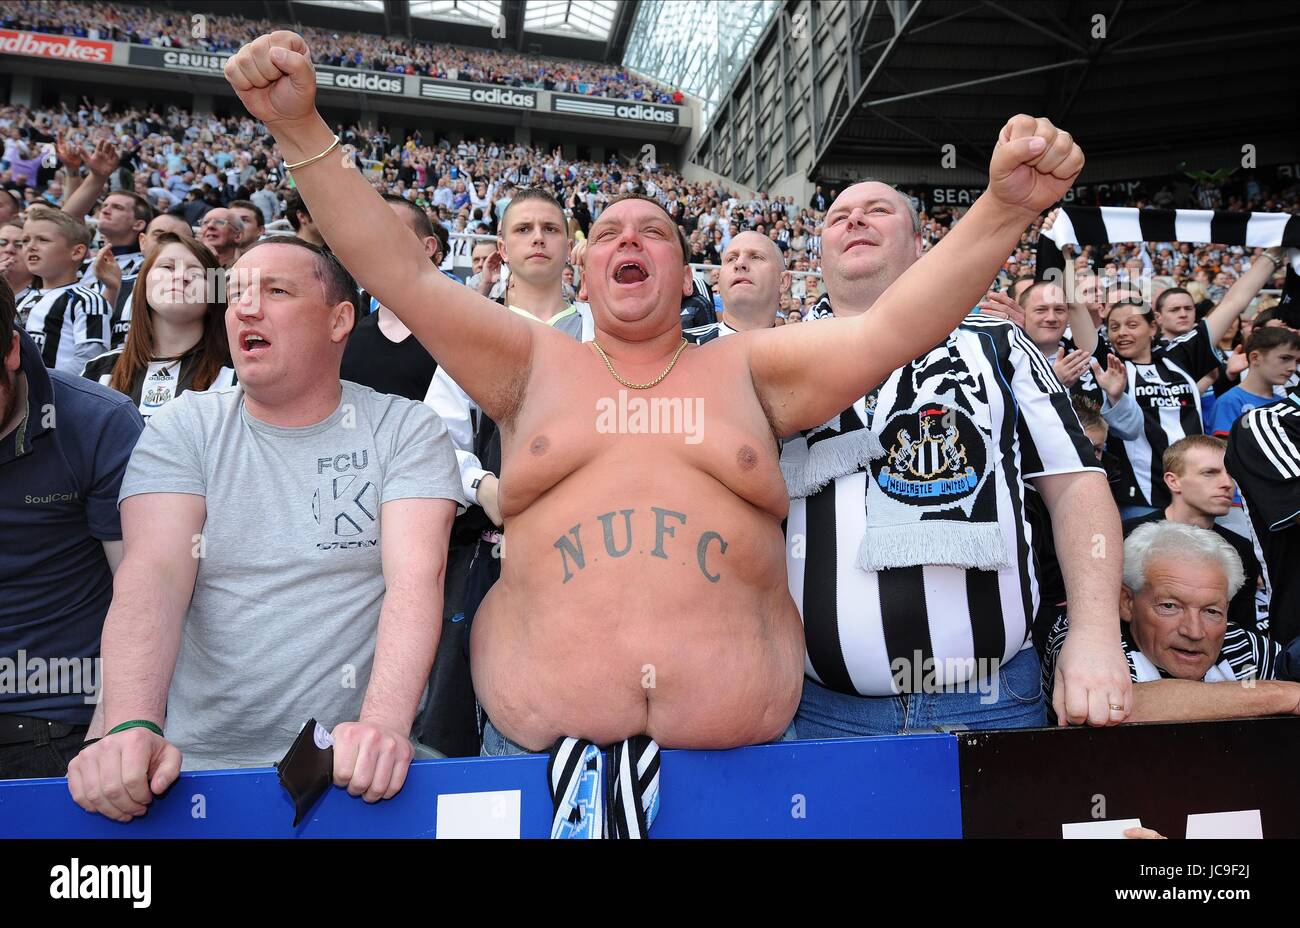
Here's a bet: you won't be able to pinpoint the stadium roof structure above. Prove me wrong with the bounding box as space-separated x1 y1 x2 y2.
196 0 644 62
805 0 1300 178
623 0 779 125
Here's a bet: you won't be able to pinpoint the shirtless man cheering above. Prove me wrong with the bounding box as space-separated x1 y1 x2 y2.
224 32 1111 753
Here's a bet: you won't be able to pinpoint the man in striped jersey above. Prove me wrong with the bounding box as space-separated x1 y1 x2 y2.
16 207 112 374
82 192 150 288
1226 394 1300 646
1089 256 1272 519
80 192 152 349
786 179 1131 735
1044 522 1299 722
684 231 783 344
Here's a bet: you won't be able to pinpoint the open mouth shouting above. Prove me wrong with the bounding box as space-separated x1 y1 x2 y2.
612 258 650 287
239 330 271 355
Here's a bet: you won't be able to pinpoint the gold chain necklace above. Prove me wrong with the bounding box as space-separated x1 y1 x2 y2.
591 338 690 390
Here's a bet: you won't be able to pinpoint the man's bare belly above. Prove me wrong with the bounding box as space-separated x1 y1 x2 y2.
470 340 805 751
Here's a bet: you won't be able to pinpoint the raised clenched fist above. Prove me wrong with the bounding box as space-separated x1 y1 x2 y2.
223 31 318 128
988 115 1085 217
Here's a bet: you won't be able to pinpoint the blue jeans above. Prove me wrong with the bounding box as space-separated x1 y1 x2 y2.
480 718 799 756
795 645 1047 738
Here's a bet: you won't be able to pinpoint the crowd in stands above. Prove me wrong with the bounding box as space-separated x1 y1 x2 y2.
3 73 1299 835
7 101 1297 336
3 95 1297 442
0 0 683 103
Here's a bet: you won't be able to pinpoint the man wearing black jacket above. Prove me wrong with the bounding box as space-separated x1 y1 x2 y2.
0 281 143 778
340 195 441 401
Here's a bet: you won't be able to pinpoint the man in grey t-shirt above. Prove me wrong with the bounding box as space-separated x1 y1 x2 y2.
68 238 465 823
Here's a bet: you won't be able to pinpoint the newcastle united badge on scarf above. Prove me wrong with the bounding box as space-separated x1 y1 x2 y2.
874 405 986 503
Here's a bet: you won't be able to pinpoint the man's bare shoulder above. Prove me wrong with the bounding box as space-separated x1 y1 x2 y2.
493 325 591 423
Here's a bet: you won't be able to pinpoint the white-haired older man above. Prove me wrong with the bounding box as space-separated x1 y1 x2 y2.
1045 521 1300 722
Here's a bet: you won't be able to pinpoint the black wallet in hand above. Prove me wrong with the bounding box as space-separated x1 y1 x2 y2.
276 718 335 827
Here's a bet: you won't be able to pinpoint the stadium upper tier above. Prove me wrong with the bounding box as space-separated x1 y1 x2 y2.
0 0 683 103
3 99 1294 311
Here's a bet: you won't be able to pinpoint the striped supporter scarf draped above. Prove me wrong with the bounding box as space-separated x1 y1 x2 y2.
547 736 661 839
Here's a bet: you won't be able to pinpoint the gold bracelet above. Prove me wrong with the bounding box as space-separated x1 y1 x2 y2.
284 134 340 172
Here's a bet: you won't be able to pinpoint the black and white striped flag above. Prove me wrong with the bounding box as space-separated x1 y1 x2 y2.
1036 206 1300 283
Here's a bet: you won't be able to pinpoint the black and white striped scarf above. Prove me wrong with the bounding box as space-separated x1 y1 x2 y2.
780 399 885 500
788 294 889 498
1036 205 1300 281
547 736 660 839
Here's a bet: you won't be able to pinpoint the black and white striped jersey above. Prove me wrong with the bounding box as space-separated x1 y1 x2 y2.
1086 319 1220 510
17 283 112 374
79 246 145 291
683 320 738 344
783 311 1100 697
79 246 144 348
108 277 136 349
81 348 237 418
1225 395 1300 644
13 284 35 324
805 295 833 321
1044 612 1282 685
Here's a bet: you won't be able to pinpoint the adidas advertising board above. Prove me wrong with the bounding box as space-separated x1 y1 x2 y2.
317 67 404 95
419 79 537 109
550 94 680 125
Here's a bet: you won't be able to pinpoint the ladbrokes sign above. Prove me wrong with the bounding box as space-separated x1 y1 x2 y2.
0 29 112 63
550 93 679 125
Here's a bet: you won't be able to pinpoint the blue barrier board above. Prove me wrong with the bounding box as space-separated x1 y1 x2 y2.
0 735 961 838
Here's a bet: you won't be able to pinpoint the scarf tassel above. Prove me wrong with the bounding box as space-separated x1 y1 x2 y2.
857 519 1010 572
784 429 885 499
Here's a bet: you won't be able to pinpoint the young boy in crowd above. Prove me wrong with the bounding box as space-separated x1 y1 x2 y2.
1210 327 1300 437
16 207 112 374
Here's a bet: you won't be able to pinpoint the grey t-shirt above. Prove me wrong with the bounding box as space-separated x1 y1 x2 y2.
119 380 466 769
